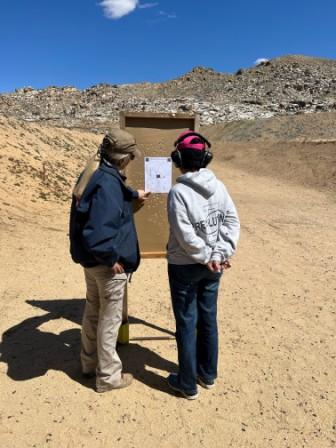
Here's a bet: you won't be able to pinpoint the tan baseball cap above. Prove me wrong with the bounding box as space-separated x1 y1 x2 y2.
101 128 141 160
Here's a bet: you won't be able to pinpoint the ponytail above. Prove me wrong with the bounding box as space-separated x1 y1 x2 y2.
72 151 100 201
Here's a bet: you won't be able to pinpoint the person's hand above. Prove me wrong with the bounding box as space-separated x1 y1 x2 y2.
137 190 151 202
111 262 124 274
133 191 150 213
206 261 222 273
207 260 232 272
221 260 232 270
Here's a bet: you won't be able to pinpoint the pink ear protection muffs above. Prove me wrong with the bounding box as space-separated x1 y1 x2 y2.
171 131 213 168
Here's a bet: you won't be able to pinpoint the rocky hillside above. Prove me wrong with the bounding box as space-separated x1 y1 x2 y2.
206 111 336 142
1 55 336 129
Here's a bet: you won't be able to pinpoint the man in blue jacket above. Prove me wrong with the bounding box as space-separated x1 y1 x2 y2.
70 129 149 393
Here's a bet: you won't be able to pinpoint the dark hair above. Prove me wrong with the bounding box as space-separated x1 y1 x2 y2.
180 149 206 170
171 131 213 170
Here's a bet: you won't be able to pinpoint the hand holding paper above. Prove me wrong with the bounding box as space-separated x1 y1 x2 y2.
133 190 150 213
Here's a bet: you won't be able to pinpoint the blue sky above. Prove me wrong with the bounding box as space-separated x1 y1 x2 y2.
1 0 335 92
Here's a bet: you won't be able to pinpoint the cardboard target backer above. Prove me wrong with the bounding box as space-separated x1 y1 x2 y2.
121 112 199 257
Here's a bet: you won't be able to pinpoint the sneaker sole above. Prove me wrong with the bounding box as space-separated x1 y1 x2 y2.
167 381 199 400
197 378 215 389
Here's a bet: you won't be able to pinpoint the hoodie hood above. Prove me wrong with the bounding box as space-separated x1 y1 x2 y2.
176 168 218 199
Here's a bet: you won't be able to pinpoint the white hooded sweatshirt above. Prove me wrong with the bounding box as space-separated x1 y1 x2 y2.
167 168 240 265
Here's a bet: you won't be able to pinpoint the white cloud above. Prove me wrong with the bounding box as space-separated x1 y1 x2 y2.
158 10 176 19
148 11 177 24
255 58 269 66
100 0 139 19
138 2 158 8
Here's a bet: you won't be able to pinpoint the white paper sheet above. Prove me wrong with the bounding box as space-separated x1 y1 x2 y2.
144 157 172 193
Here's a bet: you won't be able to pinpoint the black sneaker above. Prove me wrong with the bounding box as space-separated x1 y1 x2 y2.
167 373 199 400
197 376 215 389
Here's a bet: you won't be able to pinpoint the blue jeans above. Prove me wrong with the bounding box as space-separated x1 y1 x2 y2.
168 263 222 394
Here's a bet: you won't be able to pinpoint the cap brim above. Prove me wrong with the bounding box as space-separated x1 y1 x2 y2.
132 147 142 158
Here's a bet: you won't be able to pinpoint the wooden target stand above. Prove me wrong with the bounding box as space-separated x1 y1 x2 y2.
117 112 199 344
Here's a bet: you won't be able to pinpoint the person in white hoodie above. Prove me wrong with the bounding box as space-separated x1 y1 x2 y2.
166 131 240 400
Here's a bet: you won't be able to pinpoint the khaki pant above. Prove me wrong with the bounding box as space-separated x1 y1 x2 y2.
81 265 127 389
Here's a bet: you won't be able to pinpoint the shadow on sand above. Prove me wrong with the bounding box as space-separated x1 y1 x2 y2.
0 299 177 394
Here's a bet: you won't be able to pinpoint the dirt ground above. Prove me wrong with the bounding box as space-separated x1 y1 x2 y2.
0 147 335 447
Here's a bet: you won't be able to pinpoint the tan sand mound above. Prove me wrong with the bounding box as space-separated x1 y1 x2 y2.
205 112 336 192
0 116 100 205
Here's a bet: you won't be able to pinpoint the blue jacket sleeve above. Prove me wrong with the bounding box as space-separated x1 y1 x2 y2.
82 182 123 266
129 187 139 199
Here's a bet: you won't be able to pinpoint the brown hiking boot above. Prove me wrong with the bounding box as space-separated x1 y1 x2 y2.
96 373 133 393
